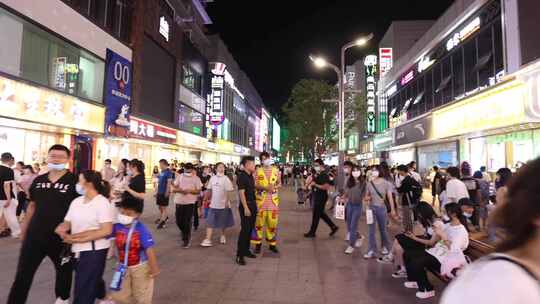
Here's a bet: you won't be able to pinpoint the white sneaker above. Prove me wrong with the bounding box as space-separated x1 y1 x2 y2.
376 253 393 264
200 239 213 247
381 247 389 255
354 236 364 248
363 251 376 259
344 246 355 254
404 281 419 289
55 298 69 304
220 235 227 244
416 290 436 299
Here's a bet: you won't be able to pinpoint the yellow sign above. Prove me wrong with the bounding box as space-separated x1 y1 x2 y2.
433 81 527 139
215 139 234 153
0 76 105 133
177 130 208 148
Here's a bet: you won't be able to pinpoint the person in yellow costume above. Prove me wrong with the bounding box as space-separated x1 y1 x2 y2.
252 152 281 254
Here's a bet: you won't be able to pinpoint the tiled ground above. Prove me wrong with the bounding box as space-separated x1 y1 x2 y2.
0 187 442 304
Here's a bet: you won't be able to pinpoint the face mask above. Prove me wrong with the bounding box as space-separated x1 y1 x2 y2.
117 214 135 225
371 170 379 178
76 184 86 196
314 166 321 172
352 171 361 178
442 215 450 221
263 159 272 166
126 169 133 176
48 163 66 171
184 172 192 177
105 164 111 168
463 212 473 218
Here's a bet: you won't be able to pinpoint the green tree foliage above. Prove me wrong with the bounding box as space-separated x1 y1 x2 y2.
281 79 337 161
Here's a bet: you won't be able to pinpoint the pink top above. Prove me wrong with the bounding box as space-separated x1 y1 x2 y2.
19 174 37 194
173 174 203 205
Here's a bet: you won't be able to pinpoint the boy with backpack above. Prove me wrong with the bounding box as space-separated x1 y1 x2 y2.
396 165 423 232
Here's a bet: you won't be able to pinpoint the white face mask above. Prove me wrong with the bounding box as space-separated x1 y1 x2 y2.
314 166 321 172
126 169 133 176
118 214 135 225
463 212 473 218
76 184 86 196
48 163 66 171
263 159 272 166
184 172 192 177
371 170 379 178
352 171 361 178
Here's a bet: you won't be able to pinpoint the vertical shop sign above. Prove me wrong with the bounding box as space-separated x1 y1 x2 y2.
379 48 393 77
364 55 377 133
209 62 226 126
104 49 132 137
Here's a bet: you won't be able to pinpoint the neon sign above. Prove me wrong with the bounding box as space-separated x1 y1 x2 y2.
401 70 414 86
446 17 481 51
365 55 377 133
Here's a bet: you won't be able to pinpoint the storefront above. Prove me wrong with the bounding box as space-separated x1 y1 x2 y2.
388 115 433 168
417 141 458 171
356 139 378 166
99 116 178 175
432 61 540 172
0 74 105 170
176 130 207 163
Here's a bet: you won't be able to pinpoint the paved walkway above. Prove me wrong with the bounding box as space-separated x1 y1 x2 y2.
0 187 442 304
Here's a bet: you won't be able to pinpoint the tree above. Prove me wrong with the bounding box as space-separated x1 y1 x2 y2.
281 79 337 161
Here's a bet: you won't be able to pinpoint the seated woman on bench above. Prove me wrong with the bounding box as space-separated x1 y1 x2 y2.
402 202 469 299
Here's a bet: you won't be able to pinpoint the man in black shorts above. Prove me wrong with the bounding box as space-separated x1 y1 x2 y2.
156 159 173 229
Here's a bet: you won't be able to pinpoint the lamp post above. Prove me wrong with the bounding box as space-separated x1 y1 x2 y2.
309 33 373 189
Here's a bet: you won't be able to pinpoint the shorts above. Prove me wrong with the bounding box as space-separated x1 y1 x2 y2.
156 193 170 206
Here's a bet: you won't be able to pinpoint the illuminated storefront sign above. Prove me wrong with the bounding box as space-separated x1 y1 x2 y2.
177 130 207 148
209 62 226 126
386 84 397 97
379 48 393 77
260 109 270 151
373 130 393 151
215 139 234 153
224 70 245 99
446 17 481 51
0 75 104 133
159 16 170 42
433 81 527 139
272 118 281 151
400 70 414 86
365 55 377 133
417 55 435 73
129 117 177 144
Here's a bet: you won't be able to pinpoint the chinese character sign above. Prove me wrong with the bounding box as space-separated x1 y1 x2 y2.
210 63 225 126
379 48 393 78
365 56 378 133
104 49 132 138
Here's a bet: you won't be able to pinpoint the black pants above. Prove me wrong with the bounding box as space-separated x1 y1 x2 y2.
8 238 73 303
74 248 107 304
395 233 427 251
176 204 195 242
308 197 336 235
16 192 27 216
237 202 257 257
403 250 441 292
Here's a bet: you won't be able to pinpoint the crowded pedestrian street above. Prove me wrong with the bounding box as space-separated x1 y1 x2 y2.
0 187 441 304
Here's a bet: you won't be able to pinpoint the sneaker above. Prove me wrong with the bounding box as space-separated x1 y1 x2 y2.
392 269 407 278
354 236 364 248
304 233 316 238
363 251 376 259
344 246 355 254
381 247 389 255
156 221 166 229
182 241 191 249
200 239 213 247
269 245 279 254
416 290 436 299
220 235 227 244
329 226 339 236
404 281 419 289
55 298 69 304
377 254 394 264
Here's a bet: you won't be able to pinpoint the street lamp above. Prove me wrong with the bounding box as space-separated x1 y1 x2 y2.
309 33 373 189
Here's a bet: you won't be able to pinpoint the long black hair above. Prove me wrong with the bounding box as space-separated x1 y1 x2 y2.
444 202 469 231
414 201 437 228
346 165 364 188
130 159 145 177
496 167 512 189
81 170 111 198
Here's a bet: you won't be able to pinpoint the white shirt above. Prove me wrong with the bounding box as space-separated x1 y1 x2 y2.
445 178 469 203
426 223 469 263
207 174 234 209
482 172 492 183
410 171 422 183
441 253 540 304
64 194 115 253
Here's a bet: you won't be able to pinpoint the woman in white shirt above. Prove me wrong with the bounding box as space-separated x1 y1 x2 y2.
402 202 469 300
201 163 235 247
442 159 540 304
55 170 115 304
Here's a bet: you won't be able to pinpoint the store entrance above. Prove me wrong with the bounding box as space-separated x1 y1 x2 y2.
73 136 93 175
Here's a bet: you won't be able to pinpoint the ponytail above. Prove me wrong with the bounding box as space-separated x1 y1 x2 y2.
81 170 111 198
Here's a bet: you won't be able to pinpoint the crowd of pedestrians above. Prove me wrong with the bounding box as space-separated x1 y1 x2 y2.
1 143 539 303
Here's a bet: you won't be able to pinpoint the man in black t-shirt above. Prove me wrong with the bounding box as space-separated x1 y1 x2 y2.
1 152 21 238
304 159 338 238
8 145 78 304
235 156 258 265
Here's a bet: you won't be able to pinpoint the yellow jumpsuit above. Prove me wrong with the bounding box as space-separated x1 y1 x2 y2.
251 166 280 246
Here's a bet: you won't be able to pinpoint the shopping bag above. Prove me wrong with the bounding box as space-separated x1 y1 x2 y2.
334 199 345 220
366 209 374 225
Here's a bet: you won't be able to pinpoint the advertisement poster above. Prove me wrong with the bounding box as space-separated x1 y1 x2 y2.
104 49 132 137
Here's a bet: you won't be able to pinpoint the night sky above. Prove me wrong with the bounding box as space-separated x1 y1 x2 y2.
206 0 454 116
